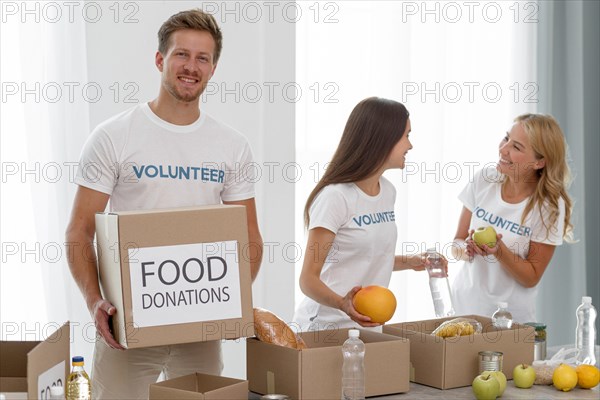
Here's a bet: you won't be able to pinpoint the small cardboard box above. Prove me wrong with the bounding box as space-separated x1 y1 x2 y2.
149 373 248 400
247 328 410 399
383 315 535 389
95 205 254 349
0 322 70 399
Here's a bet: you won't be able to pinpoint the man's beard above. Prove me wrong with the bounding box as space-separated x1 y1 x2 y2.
163 78 206 102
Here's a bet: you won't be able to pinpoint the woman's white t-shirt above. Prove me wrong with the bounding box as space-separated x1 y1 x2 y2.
293 177 398 332
451 168 565 323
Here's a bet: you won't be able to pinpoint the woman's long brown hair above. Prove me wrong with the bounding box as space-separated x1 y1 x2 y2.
304 97 410 227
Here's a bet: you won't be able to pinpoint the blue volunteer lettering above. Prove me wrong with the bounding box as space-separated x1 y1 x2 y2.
352 210 396 227
132 164 225 183
473 206 531 237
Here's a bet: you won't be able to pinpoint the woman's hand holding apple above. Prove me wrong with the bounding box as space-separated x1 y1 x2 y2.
466 229 503 259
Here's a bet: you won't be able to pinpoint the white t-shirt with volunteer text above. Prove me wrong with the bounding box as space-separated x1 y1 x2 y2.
75 103 255 211
292 177 398 332
451 167 565 323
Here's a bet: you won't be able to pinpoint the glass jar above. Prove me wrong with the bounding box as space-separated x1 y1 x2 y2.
525 322 547 361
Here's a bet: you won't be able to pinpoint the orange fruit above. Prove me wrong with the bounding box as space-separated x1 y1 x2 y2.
352 285 396 323
576 364 600 389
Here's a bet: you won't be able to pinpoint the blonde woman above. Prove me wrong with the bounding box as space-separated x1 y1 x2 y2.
451 114 573 323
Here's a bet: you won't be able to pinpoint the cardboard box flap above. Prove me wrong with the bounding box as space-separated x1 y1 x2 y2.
149 373 248 400
27 322 70 400
115 206 248 247
0 341 38 377
95 212 128 347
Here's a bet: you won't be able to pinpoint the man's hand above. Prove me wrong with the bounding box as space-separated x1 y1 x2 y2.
92 299 125 350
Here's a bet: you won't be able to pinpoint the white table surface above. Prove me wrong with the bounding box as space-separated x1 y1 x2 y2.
374 381 599 399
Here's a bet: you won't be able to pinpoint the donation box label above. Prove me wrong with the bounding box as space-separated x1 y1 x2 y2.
128 240 242 327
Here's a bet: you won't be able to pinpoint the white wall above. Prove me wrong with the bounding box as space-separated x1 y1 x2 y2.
83 1 295 379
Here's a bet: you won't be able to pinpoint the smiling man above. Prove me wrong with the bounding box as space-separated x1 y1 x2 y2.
65 9 263 399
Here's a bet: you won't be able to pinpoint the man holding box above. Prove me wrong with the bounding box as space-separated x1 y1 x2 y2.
65 9 263 399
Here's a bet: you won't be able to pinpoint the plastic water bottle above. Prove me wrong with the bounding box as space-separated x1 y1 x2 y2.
575 296 597 365
341 329 365 400
492 302 513 329
426 248 455 318
66 356 91 400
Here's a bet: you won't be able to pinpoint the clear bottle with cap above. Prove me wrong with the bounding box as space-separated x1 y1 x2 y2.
425 248 455 318
341 329 365 400
575 296 597 365
66 356 91 400
492 302 513 329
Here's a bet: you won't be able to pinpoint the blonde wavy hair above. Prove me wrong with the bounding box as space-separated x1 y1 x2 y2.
515 114 574 242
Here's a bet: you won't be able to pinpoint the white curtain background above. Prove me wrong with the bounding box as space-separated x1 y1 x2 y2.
535 0 600 347
295 1 538 322
1 1 92 358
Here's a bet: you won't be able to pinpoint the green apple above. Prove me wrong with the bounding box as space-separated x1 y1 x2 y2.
482 371 507 397
473 226 497 248
472 373 500 400
513 364 536 389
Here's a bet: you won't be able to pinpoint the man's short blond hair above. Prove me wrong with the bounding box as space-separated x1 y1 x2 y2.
158 9 223 63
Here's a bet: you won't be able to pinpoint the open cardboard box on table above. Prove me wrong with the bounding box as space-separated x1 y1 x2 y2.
247 328 410 399
383 315 535 389
95 205 255 349
149 373 248 400
0 322 70 399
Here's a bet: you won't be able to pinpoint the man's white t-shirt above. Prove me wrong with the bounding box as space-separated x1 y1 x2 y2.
75 103 255 211
451 167 565 323
292 177 398 332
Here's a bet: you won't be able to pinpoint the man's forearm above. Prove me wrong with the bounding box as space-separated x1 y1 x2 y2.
66 232 103 311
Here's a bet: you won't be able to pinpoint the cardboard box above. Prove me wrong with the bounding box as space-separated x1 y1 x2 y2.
247 328 410 399
383 315 535 389
149 373 248 400
0 322 70 399
95 205 254 349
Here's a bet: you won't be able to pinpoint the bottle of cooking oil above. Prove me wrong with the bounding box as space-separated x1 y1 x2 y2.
66 356 91 400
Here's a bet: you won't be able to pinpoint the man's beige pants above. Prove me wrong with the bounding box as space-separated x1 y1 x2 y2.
91 339 223 399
